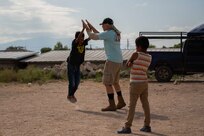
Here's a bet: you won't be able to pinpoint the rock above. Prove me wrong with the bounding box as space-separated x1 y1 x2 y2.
81 70 89 77
87 71 96 78
96 64 104 70
60 62 67 70
173 80 177 85
96 69 103 75
120 70 130 78
173 79 180 85
80 62 102 78
53 65 61 78
43 67 52 74
84 62 93 72
88 62 98 70
28 82 32 87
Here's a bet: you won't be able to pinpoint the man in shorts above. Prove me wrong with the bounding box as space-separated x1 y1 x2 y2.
83 18 126 111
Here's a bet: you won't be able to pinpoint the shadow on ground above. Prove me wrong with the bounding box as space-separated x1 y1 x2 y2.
77 109 169 121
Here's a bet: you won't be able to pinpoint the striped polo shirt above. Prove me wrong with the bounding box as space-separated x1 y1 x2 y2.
130 52 152 83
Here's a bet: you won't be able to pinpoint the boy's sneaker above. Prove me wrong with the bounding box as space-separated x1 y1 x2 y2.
140 126 151 132
72 95 77 102
67 96 77 103
117 127 132 134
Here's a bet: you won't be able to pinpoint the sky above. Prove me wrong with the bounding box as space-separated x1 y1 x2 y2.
0 0 204 51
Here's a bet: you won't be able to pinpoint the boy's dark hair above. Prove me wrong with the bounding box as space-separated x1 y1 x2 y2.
75 31 84 39
135 36 149 50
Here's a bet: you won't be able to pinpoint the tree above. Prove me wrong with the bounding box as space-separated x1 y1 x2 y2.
173 43 181 48
149 44 156 48
169 43 182 48
63 45 68 50
53 42 68 50
40 47 52 54
54 42 63 50
5 46 27 51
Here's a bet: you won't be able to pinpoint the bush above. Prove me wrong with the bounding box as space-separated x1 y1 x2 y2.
41 47 52 54
93 72 102 82
17 66 45 82
0 66 65 83
0 69 17 82
0 66 156 83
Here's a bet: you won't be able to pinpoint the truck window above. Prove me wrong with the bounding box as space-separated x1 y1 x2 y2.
187 40 204 56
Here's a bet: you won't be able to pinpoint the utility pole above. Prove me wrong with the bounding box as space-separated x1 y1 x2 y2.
127 39 129 49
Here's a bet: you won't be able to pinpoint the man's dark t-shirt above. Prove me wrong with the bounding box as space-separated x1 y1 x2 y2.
67 39 89 66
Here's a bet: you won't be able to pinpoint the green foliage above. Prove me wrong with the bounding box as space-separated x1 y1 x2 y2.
0 66 66 83
17 66 45 82
5 46 27 51
63 45 68 50
169 43 181 48
94 72 102 82
0 66 158 83
54 42 63 50
53 42 68 50
149 44 156 48
0 69 17 82
40 47 52 54
147 71 155 80
173 43 181 48
171 74 181 80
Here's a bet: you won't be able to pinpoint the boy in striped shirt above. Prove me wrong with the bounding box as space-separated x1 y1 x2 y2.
118 36 152 134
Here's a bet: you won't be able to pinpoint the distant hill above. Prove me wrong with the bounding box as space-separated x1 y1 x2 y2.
0 37 73 52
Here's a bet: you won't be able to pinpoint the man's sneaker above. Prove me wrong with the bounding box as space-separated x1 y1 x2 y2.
140 126 151 132
117 127 132 134
67 96 77 103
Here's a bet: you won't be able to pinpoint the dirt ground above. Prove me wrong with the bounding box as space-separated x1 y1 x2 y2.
0 79 204 136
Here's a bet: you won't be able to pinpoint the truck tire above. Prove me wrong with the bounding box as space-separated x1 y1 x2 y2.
155 65 173 82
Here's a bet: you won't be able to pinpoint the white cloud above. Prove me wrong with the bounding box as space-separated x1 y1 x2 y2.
167 26 191 32
0 37 28 43
0 0 80 43
134 2 148 7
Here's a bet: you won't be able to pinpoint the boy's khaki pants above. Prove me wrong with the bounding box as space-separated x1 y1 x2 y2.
125 82 150 128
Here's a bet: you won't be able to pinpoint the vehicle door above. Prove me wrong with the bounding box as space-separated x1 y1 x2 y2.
184 38 204 72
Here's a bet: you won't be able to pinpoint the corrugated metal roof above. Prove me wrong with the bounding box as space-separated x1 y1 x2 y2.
23 50 69 62
0 51 38 60
85 50 106 61
23 48 180 63
148 48 180 52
